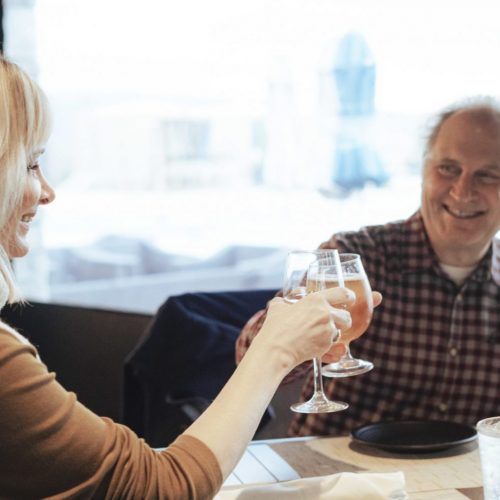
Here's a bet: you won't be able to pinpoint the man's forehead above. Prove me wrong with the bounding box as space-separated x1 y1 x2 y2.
430 110 500 159
442 108 500 137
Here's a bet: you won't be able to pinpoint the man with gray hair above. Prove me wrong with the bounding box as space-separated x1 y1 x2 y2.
236 97 500 436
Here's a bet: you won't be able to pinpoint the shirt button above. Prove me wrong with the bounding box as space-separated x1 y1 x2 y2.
449 347 458 357
439 403 448 412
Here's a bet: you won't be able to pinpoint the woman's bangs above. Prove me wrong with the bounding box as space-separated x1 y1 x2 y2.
20 73 50 152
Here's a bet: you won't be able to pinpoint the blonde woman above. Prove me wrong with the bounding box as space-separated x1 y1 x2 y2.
0 56 361 499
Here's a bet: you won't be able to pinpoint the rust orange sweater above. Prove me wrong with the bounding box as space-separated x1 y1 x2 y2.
0 323 222 499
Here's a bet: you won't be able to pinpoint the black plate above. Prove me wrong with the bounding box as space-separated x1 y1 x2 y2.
351 420 477 453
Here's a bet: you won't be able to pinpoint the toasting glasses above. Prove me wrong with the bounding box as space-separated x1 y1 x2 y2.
283 249 348 414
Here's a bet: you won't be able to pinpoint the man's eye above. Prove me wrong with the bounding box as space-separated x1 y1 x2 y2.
437 164 459 176
27 163 39 172
478 172 500 184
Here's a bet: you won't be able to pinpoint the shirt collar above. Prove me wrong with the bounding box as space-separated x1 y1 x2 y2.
400 210 493 282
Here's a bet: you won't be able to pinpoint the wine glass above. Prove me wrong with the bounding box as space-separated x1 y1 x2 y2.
317 253 374 378
283 249 348 414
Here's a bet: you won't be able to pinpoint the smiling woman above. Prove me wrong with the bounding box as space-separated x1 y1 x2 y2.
0 58 54 303
7 154 55 259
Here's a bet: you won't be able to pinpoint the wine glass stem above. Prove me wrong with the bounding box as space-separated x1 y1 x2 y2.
313 357 326 396
343 344 354 359
339 344 357 368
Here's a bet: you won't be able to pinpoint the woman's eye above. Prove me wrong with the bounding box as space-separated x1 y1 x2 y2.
27 163 40 172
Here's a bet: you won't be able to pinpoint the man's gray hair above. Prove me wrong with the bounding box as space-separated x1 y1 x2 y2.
424 96 500 160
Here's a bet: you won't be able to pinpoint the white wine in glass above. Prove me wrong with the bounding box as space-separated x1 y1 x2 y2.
308 253 374 378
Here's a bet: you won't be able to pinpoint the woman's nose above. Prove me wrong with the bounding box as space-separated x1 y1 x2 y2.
39 175 56 205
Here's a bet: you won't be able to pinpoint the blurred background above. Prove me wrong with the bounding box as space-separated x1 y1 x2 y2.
4 0 500 313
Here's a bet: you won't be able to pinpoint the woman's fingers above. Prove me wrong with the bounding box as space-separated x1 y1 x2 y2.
329 306 351 332
265 286 381 367
277 287 382 310
321 286 355 307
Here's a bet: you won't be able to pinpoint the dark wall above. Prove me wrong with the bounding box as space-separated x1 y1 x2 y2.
2 301 151 422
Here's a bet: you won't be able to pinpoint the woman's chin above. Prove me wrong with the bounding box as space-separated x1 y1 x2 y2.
7 242 29 259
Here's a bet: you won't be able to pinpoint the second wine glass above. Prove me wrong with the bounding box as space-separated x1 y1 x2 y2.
316 253 374 378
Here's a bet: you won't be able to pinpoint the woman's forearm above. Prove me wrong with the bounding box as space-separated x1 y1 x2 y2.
184 341 288 478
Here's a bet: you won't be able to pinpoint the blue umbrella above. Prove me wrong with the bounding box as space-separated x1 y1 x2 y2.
331 32 388 190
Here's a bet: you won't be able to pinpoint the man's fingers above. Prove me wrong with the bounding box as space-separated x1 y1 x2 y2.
322 343 347 363
372 291 383 308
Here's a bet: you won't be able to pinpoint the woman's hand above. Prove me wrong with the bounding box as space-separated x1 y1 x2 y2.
321 290 383 363
253 287 355 372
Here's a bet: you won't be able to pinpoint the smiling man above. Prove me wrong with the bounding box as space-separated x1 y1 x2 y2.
421 107 500 268
236 97 500 437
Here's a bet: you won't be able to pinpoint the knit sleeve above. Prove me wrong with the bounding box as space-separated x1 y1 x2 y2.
0 325 222 499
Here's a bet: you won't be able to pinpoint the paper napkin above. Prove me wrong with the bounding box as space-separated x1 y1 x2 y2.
214 471 407 499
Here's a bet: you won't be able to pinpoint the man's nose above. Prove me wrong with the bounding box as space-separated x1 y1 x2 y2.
449 174 476 202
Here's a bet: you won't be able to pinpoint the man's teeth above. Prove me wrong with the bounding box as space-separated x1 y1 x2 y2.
21 216 33 223
447 208 480 218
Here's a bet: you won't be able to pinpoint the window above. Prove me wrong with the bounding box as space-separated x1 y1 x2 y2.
4 0 500 312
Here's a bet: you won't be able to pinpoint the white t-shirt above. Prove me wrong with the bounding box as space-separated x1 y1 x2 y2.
439 263 476 286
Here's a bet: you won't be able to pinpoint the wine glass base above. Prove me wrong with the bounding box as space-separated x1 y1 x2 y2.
290 396 348 414
322 359 374 378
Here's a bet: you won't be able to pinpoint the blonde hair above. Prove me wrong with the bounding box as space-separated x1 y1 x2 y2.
0 56 51 306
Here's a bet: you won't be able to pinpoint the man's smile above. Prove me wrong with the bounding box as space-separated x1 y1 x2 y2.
442 204 485 219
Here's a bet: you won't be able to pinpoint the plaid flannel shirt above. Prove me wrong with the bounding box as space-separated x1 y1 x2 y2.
236 211 500 436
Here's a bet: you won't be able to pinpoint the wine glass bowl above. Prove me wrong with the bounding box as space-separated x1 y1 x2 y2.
282 250 315 304
318 253 374 378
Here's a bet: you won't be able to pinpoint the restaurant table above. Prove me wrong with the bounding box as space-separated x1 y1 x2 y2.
222 436 483 499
